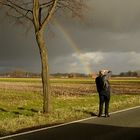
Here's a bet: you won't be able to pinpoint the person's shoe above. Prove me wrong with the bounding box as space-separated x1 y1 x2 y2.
97 114 102 117
105 114 110 117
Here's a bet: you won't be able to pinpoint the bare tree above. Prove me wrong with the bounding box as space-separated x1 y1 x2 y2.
0 0 88 113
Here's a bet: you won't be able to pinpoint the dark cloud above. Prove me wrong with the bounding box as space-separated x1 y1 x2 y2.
88 0 140 31
0 21 41 72
0 0 140 73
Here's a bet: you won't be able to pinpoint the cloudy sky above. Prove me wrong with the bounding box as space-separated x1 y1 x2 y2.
0 0 140 74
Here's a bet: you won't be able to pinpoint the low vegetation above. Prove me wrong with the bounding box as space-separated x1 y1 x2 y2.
0 78 140 136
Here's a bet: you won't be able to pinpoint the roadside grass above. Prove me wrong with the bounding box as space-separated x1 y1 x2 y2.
0 77 139 136
0 77 140 84
0 88 140 136
0 78 41 83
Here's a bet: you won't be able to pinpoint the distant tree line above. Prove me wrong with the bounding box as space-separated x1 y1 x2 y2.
51 73 89 78
0 70 41 78
0 71 89 78
119 71 140 77
0 70 139 78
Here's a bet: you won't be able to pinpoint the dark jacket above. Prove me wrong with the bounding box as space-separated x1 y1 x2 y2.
95 75 110 97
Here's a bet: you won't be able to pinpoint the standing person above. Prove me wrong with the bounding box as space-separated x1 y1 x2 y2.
95 70 112 117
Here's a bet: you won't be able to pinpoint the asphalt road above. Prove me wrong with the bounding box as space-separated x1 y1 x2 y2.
1 106 140 140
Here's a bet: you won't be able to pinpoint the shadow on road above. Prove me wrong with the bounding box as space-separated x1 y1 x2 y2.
75 109 97 117
0 107 39 117
0 108 8 112
2 122 140 140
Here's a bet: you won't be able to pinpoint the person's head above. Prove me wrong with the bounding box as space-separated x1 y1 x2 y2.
99 70 106 76
99 70 112 77
105 70 112 79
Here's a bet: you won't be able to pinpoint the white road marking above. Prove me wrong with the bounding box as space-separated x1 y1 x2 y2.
0 105 140 140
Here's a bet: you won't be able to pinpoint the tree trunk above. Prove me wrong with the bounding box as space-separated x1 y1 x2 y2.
36 31 51 113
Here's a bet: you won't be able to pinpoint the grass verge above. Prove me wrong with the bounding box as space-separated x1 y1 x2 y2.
0 89 140 136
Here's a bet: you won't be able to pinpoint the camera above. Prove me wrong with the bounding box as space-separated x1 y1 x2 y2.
102 70 112 75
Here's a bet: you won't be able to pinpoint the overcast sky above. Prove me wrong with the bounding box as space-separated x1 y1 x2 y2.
0 0 140 74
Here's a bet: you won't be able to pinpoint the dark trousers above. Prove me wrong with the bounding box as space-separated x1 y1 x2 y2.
99 95 110 116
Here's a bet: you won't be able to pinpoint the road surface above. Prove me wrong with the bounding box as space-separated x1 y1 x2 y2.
1 106 140 140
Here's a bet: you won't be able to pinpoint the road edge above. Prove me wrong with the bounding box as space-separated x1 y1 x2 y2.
0 105 140 140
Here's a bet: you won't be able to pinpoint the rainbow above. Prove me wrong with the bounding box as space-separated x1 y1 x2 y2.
54 20 92 74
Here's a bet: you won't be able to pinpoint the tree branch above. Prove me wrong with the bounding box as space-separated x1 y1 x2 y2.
40 1 53 9
0 1 33 22
7 0 33 13
57 0 87 19
33 0 40 31
40 0 58 32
